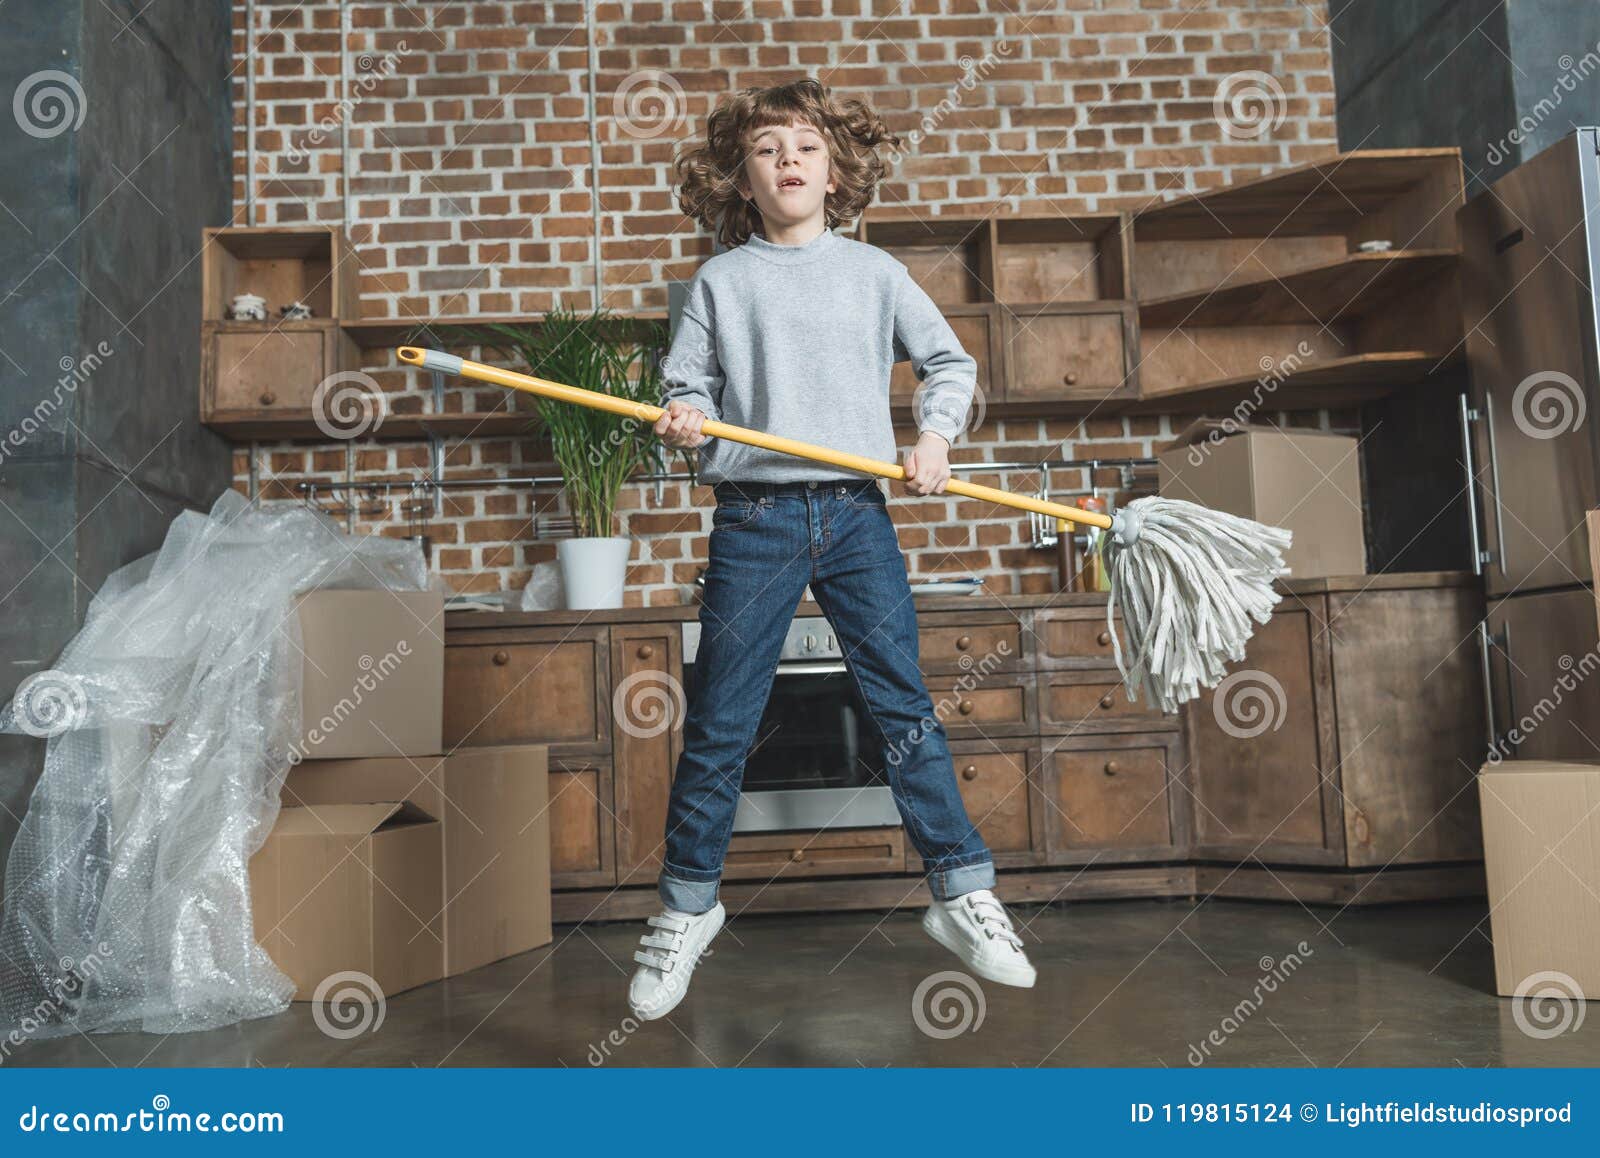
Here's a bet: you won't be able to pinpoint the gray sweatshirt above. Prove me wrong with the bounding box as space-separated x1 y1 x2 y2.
657 226 977 485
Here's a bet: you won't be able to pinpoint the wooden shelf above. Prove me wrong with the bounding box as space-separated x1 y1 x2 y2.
1123 351 1457 414
204 409 543 442
1133 148 1465 240
344 311 669 350
1138 249 1458 328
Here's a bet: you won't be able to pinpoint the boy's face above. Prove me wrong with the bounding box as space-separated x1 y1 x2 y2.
740 118 837 230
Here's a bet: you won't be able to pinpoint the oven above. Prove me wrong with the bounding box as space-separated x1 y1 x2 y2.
680 617 901 833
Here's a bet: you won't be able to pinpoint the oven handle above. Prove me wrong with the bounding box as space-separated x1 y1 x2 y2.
774 661 851 675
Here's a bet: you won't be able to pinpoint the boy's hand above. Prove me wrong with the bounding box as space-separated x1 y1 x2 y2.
900 431 952 496
654 400 710 449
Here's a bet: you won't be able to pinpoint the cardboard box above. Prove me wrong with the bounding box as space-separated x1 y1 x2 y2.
1156 419 1366 579
281 745 551 978
250 800 444 1000
293 588 444 759
1478 760 1600 998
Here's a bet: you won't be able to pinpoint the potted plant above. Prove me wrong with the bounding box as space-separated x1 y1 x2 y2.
460 307 676 609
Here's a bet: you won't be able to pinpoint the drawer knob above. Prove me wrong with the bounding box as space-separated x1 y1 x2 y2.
790 848 805 862
961 764 978 781
259 389 276 406
958 699 975 716
636 643 655 660
1097 630 1111 646
492 649 510 666
1062 372 1078 386
955 634 972 651
1103 760 1120 776
1099 692 1115 709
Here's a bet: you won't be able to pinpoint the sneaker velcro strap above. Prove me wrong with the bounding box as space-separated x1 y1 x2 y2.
633 949 675 972
648 914 690 932
639 932 680 951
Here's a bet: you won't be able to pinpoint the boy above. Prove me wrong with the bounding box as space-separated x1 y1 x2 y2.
631 78 1035 1022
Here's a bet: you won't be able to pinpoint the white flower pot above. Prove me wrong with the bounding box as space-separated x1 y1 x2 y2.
557 536 632 609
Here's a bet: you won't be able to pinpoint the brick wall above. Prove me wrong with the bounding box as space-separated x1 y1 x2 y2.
229 0 1348 605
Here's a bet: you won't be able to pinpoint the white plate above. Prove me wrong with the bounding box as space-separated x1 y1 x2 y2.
913 579 985 596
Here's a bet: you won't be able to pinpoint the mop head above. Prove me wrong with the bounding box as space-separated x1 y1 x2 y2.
1101 495 1293 715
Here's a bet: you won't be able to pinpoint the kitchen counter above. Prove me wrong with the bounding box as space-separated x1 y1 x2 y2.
444 570 1477 629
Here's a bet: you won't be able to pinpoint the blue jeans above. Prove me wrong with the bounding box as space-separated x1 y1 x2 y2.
658 476 996 913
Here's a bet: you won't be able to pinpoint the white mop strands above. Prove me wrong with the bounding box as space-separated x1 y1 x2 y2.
1101 495 1293 715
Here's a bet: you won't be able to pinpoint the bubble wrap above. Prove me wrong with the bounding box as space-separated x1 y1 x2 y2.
0 489 439 1036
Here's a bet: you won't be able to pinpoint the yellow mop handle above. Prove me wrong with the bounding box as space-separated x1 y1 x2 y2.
396 346 1117 531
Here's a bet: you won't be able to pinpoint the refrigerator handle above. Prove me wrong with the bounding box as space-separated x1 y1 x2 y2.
1482 398 1509 577
1458 392 1486 576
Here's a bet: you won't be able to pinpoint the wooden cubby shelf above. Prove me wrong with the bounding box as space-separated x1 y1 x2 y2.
1130 147 1466 411
200 150 1470 443
1137 248 1458 329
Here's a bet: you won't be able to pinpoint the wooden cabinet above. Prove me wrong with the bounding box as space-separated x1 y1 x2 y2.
610 623 685 885
442 626 609 750
1187 599 1338 863
1330 585 1485 865
1187 577 1486 869
1036 732 1186 862
548 755 616 889
907 740 1039 872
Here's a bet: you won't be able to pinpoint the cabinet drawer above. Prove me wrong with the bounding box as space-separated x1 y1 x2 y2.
918 618 1025 673
1036 611 1125 667
1040 741 1175 857
203 322 358 416
723 827 905 880
925 673 1035 736
891 307 999 404
443 628 608 749
1004 309 1129 400
1040 672 1173 732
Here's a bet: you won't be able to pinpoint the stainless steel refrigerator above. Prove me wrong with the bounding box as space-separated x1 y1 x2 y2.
1459 127 1600 761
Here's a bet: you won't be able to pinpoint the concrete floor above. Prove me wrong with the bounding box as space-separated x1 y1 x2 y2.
10 896 1599 1067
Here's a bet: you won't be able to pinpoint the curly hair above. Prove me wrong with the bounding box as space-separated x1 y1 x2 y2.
672 78 902 249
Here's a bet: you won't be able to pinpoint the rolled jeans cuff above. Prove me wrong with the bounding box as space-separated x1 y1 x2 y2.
926 854 996 902
659 867 720 914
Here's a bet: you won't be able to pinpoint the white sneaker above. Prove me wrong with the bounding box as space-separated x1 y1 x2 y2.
627 902 724 1020
922 888 1037 988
